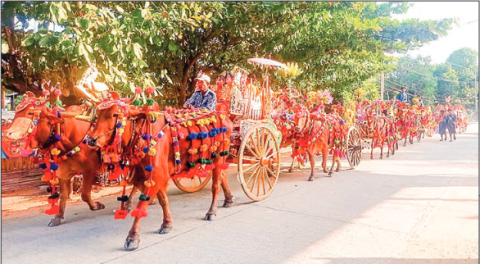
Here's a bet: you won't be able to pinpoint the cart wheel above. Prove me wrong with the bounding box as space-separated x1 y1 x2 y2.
346 126 362 168
173 173 212 193
238 123 280 201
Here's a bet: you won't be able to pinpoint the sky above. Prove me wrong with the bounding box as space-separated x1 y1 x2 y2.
392 2 479 64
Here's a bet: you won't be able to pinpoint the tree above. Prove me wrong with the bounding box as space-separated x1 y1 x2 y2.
2 2 455 106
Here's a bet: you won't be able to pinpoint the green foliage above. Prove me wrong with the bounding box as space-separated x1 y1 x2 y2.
387 48 477 109
2 1 455 106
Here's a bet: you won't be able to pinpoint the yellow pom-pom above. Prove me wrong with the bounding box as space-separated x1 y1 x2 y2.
210 116 217 123
118 128 124 134
175 152 180 158
51 148 61 156
187 121 193 126
28 128 33 133
144 180 156 187
122 120 127 126
148 148 156 156
220 115 226 120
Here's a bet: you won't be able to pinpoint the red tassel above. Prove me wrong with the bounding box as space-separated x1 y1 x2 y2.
171 171 188 179
45 204 60 215
218 163 229 170
205 164 215 171
196 168 209 178
114 209 128 220
48 197 59 204
131 207 148 219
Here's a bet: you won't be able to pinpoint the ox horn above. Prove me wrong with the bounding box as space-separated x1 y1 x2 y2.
75 115 93 122
60 111 84 118
75 110 95 123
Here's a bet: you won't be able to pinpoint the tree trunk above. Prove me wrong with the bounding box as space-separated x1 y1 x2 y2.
178 52 203 107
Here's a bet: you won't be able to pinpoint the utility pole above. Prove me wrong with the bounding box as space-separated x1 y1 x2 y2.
380 71 385 101
475 70 478 112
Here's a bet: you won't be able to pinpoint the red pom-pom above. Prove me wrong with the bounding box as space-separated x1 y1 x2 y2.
205 164 215 171
218 163 230 170
45 204 59 215
131 207 148 219
54 89 62 96
114 209 128 220
135 87 142 94
146 87 154 94
42 90 50 96
48 197 59 204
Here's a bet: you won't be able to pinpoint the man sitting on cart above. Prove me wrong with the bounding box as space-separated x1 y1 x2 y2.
184 73 217 111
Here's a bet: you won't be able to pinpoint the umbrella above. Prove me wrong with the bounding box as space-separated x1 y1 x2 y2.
247 58 289 70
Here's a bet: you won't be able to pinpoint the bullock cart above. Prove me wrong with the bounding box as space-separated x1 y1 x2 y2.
173 58 284 201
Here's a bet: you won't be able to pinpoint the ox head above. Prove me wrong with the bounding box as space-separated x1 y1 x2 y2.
3 94 64 143
273 112 295 147
85 99 144 149
292 104 309 134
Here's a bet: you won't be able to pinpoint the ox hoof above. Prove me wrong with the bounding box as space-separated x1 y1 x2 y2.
124 238 140 251
379 156 383 160
157 225 172 234
94 202 105 211
327 172 333 177
308 176 315 181
204 213 216 221
223 200 233 208
149 199 157 206
288 168 294 173
48 217 62 227
335 168 341 172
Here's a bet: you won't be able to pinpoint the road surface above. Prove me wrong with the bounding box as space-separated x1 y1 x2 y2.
2 124 478 264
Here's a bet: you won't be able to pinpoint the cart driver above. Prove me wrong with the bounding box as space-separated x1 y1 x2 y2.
184 73 217 111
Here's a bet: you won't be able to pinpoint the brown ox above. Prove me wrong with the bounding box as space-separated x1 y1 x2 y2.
278 105 341 181
87 103 233 250
3 103 105 226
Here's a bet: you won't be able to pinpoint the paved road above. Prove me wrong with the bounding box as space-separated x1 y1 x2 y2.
2 124 478 264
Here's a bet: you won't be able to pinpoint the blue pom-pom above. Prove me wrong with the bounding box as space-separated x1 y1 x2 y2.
143 147 149 153
157 132 163 139
145 165 154 172
221 127 228 133
212 128 220 134
57 111 61 118
209 131 217 137
198 132 208 139
66 152 73 157
340 120 345 125
34 120 38 125
142 134 149 140
176 160 181 165
187 133 198 140
116 123 122 128
53 134 62 142
50 163 59 171
39 163 47 169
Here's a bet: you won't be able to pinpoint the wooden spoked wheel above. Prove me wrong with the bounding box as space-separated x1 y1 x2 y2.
238 123 280 201
172 173 212 193
346 126 362 168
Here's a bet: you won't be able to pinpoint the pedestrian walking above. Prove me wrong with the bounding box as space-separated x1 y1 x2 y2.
438 109 447 141
445 108 457 142
396 86 408 102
